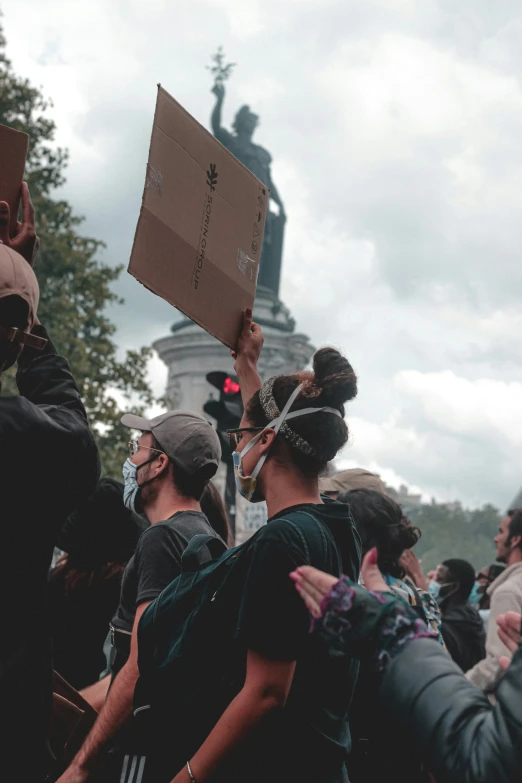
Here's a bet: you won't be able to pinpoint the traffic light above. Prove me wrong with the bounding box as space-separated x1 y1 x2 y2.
203 371 243 464
204 372 244 541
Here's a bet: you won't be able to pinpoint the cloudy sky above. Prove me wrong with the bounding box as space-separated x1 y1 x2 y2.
3 0 522 508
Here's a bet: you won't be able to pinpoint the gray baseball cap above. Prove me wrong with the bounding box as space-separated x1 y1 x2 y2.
121 410 221 477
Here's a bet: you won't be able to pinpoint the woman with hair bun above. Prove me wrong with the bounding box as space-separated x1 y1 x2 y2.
336 488 443 783
339 489 441 637
164 310 362 783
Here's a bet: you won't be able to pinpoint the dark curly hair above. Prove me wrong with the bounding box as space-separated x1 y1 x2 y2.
247 347 358 477
339 488 420 578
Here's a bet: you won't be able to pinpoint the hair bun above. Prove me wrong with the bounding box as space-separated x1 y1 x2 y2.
312 347 358 409
396 521 421 552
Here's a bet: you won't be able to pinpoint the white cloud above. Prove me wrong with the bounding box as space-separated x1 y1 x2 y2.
2 0 522 507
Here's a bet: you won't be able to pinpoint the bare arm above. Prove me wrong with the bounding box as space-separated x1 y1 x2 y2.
210 83 225 136
56 601 151 782
170 650 296 783
210 82 234 147
232 308 264 415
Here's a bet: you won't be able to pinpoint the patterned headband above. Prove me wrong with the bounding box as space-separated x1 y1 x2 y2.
259 376 323 459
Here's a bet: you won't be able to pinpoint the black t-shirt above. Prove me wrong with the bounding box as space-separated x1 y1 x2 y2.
48 566 123 690
111 511 218 663
226 500 361 783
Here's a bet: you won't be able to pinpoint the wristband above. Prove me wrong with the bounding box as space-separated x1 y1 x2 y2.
187 761 197 783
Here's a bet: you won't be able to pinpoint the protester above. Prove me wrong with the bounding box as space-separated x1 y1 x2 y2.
467 509 522 694
320 467 387 499
474 562 506 612
48 479 148 690
0 187 99 782
429 559 485 671
200 479 233 545
338 488 441 782
57 410 222 782
127 310 361 783
292 551 522 783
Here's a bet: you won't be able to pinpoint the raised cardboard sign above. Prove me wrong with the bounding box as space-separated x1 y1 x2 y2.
128 85 269 350
0 124 29 235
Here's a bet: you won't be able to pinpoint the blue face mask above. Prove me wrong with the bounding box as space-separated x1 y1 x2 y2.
468 581 482 607
428 580 440 600
122 458 140 512
122 455 157 513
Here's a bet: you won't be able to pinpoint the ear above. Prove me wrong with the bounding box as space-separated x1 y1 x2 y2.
510 534 521 551
258 428 276 454
152 452 170 477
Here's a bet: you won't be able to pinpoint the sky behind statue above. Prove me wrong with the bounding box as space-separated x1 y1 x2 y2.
3 0 522 508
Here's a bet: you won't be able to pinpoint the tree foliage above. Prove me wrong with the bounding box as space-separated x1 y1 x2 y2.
0 19 160 477
409 502 501 573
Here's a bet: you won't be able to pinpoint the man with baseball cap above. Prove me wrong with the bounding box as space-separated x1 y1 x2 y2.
58 410 221 783
0 186 99 781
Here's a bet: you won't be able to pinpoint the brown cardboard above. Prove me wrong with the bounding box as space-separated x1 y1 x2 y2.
0 124 29 236
128 85 269 350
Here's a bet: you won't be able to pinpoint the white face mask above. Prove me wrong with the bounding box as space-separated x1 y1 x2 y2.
233 383 343 503
122 458 140 512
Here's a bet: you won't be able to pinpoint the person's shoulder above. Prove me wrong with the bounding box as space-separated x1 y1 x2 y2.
136 521 174 547
253 509 322 551
167 510 214 535
494 566 522 599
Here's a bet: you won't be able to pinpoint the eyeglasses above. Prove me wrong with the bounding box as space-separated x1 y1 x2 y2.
227 427 264 451
127 440 166 459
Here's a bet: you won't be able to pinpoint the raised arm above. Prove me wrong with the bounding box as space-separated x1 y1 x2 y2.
231 308 263 415
211 83 234 148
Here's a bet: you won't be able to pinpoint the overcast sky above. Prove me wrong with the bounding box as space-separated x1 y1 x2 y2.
3 0 522 508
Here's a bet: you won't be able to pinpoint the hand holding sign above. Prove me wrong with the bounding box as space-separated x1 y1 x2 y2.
0 183 39 266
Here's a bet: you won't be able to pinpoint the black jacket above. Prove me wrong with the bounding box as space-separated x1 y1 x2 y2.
380 637 522 783
0 325 99 780
441 602 486 671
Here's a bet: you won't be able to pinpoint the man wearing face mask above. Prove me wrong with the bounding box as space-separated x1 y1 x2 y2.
467 509 522 695
0 187 99 781
57 411 221 783
428 559 485 672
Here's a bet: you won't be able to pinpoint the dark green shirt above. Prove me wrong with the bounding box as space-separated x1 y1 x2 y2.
229 500 361 783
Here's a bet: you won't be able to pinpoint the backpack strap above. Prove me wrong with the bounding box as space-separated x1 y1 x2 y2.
180 534 228 573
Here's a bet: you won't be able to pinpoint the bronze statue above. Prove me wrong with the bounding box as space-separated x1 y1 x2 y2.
210 81 286 296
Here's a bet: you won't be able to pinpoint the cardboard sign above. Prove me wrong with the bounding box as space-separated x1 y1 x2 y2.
0 124 29 236
128 86 269 350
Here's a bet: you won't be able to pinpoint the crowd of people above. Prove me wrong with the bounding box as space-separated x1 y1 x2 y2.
1 186 521 783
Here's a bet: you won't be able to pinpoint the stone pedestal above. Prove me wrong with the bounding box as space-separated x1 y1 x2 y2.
153 286 315 542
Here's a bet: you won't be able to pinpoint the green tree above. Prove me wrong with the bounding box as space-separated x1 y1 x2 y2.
0 19 160 477
409 502 501 572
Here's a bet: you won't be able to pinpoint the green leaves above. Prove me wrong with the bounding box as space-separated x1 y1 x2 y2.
0 21 162 479
409 503 501 572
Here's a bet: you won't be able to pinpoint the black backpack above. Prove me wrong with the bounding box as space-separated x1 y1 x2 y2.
132 511 340 777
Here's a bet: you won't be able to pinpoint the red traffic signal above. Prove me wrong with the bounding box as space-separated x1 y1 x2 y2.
223 376 240 395
206 371 240 396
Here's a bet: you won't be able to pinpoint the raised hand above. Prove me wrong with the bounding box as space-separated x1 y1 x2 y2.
212 82 225 100
231 308 264 368
400 548 428 591
0 182 39 266
290 566 338 618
